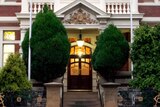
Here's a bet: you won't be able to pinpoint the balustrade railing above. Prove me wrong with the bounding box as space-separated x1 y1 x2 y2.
21 0 138 14
28 0 54 14
106 0 130 14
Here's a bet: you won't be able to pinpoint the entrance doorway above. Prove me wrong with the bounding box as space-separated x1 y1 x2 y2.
68 45 92 90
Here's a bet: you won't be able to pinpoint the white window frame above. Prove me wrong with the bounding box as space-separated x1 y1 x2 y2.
3 44 15 65
0 30 20 66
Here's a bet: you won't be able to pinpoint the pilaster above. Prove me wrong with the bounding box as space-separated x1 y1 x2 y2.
19 28 27 54
100 0 106 12
54 0 60 12
131 0 138 14
21 0 29 13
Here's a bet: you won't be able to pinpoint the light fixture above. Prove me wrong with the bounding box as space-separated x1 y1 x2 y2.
77 30 84 47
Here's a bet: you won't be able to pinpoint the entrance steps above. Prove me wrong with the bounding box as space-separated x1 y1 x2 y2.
63 92 101 107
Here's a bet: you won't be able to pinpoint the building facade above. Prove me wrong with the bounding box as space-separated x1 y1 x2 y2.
0 0 160 91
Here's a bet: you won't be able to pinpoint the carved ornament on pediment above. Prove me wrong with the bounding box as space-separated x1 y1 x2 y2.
62 8 99 24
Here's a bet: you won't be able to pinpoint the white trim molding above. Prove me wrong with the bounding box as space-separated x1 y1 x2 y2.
0 17 18 23
139 3 160 6
0 1 21 6
0 27 20 30
142 17 160 22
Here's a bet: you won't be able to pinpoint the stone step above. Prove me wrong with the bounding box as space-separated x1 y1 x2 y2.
63 92 101 107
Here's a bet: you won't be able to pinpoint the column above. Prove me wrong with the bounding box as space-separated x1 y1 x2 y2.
53 0 60 12
100 0 106 12
19 28 27 54
131 0 138 14
0 29 3 67
21 0 29 13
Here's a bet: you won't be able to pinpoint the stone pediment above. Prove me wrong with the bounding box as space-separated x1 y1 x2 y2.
55 0 110 25
62 8 98 24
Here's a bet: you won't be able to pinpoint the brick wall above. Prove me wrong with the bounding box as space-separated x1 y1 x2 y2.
0 6 21 16
0 23 19 27
139 6 160 17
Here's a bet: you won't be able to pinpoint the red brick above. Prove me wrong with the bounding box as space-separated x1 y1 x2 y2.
139 6 160 17
0 6 21 16
0 23 19 26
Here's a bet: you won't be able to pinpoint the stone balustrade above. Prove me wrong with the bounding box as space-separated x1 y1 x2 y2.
106 0 138 14
29 0 54 14
21 0 138 14
21 0 54 13
106 2 130 14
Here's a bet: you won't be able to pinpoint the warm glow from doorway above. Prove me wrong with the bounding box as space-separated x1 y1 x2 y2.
77 40 84 47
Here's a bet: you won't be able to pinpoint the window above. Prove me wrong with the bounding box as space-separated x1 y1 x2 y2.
3 44 15 64
2 31 20 66
3 31 15 40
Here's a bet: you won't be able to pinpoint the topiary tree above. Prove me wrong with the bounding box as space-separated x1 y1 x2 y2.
130 24 160 91
92 24 129 82
0 53 31 92
22 4 70 82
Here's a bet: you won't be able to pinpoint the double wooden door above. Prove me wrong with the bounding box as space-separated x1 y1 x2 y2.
68 46 92 90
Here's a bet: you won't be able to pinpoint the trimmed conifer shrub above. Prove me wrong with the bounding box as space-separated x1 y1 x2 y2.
0 53 31 92
92 24 129 81
22 4 70 82
130 24 160 91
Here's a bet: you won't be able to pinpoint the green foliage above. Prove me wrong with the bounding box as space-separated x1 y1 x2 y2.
130 24 160 91
0 53 31 92
22 4 70 82
92 24 129 81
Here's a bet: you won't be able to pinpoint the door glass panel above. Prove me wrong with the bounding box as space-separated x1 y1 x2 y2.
81 63 89 75
81 58 85 62
86 47 91 54
70 58 74 63
86 58 90 63
70 63 79 75
70 47 75 55
75 58 79 62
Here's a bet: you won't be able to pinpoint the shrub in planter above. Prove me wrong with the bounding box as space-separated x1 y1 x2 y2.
130 24 160 106
22 4 70 82
92 24 129 82
0 53 31 106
